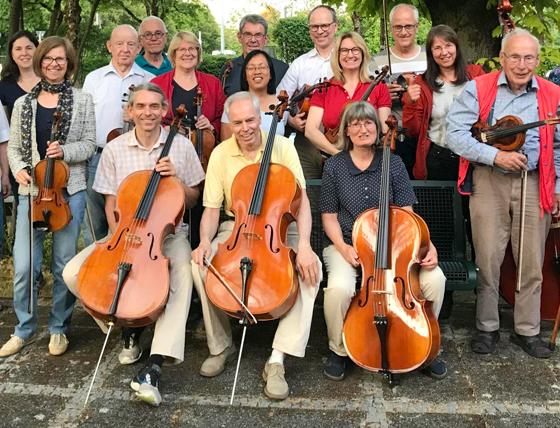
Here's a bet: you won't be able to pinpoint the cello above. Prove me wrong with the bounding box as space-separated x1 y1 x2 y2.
32 111 72 232
342 116 440 383
191 87 216 171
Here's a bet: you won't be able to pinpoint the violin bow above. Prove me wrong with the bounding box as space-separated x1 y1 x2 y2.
382 0 392 75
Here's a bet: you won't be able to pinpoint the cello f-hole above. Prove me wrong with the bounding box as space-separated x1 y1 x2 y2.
107 227 129 251
358 276 373 307
226 223 247 251
147 232 158 260
265 224 280 253
395 276 415 310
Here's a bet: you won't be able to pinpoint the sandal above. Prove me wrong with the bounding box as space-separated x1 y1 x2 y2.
471 330 499 354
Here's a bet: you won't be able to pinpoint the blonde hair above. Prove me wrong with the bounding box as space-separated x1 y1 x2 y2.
331 32 371 83
168 31 202 67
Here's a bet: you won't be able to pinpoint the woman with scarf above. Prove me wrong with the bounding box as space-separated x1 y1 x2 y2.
0 36 96 358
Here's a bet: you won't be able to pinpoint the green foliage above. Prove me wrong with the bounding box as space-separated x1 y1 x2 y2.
199 54 235 78
270 15 313 63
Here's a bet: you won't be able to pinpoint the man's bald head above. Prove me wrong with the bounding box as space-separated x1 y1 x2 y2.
107 24 141 70
110 24 138 41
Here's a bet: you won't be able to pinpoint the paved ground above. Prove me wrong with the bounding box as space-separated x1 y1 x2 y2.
0 291 559 428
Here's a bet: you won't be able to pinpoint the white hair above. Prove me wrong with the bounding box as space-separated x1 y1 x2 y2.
389 3 419 24
139 15 167 34
501 27 541 53
224 91 261 117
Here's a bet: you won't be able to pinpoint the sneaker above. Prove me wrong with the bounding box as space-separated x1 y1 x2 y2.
0 335 29 357
262 362 289 400
422 357 448 380
130 364 162 406
323 351 348 381
48 333 69 356
199 346 236 377
119 335 142 365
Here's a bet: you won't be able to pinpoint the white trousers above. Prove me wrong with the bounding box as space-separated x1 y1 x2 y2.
322 244 446 356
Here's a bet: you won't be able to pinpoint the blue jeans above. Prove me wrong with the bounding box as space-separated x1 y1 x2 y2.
82 152 108 245
12 190 86 339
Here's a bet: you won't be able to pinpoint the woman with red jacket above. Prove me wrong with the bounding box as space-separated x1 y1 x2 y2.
151 31 225 140
402 25 484 180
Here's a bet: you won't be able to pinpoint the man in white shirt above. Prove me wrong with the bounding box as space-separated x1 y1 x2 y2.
276 5 338 179
81 24 154 245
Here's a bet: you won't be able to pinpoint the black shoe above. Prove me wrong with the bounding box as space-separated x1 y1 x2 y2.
471 330 500 354
422 357 448 380
510 333 553 359
323 351 348 381
130 363 162 406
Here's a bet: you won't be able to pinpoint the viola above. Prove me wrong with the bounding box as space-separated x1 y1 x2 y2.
77 105 187 326
342 116 440 383
471 113 560 152
32 111 72 232
204 90 301 321
324 65 390 144
106 84 135 142
287 80 330 119
191 87 216 171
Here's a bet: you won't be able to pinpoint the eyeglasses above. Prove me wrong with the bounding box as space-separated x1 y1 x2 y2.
309 22 334 33
141 31 167 40
392 24 418 33
42 56 67 66
339 47 362 57
245 65 269 73
176 47 199 56
502 52 538 65
241 32 265 41
348 120 376 131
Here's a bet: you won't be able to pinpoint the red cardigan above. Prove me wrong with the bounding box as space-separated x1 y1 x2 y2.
457 71 560 214
151 69 226 137
402 64 485 179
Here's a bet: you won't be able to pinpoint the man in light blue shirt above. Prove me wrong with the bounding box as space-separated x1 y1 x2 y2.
446 28 560 359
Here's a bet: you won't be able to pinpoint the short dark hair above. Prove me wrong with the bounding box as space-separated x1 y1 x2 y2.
1 30 39 82
240 49 276 95
127 83 168 107
424 25 468 92
33 36 77 81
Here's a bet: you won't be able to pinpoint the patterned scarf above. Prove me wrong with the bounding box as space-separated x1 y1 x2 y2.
20 79 73 167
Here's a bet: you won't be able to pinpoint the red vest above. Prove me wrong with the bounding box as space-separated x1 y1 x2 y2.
457 71 560 214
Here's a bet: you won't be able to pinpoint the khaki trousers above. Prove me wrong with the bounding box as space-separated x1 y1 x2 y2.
470 166 550 336
192 220 321 358
322 244 446 357
63 231 194 363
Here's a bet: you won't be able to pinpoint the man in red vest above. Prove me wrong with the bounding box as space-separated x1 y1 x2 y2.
446 28 560 359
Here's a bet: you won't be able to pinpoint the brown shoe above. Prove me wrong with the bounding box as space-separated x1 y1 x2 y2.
199 346 236 377
0 335 29 357
262 362 289 400
48 333 69 356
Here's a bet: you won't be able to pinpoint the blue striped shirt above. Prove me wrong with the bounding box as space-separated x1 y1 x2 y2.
446 72 560 192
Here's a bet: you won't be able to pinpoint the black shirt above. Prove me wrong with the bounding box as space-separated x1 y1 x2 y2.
0 80 27 119
172 80 197 127
320 150 417 246
220 55 289 97
35 103 56 160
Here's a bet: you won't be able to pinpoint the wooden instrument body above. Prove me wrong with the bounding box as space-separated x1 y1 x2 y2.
77 170 185 327
191 129 215 171
106 121 134 143
471 115 525 151
32 158 71 232
205 163 301 320
324 126 340 144
500 221 560 321
343 207 440 373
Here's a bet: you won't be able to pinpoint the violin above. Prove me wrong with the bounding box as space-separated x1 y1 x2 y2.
191 87 216 171
106 84 135 142
77 105 187 327
324 65 390 144
471 113 560 151
287 79 330 119
32 111 72 232
204 90 301 321
342 116 440 383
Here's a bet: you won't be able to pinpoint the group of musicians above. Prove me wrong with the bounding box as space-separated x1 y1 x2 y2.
0 2 559 408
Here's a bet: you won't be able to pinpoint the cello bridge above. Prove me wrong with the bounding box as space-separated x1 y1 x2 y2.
242 232 262 240
125 233 142 246
372 290 393 295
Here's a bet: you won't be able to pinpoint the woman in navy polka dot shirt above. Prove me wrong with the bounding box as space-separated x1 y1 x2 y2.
319 101 447 381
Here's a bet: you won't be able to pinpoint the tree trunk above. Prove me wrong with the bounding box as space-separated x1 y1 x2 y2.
425 0 501 62
64 0 82 48
9 0 24 36
47 0 64 37
75 0 101 83
351 11 362 35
